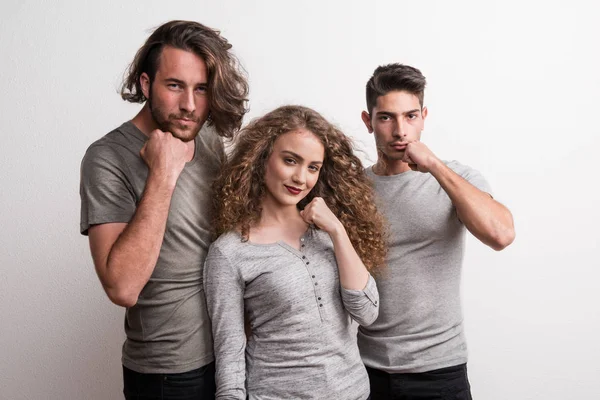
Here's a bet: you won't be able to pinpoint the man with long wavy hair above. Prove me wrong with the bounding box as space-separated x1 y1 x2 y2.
79 20 248 399
358 64 515 399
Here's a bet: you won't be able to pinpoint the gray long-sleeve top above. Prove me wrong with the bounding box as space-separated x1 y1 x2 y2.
203 228 379 400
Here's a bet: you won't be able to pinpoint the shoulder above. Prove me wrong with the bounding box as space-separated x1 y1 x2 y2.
444 160 481 176
197 125 226 164
208 231 244 257
443 160 491 193
82 122 144 164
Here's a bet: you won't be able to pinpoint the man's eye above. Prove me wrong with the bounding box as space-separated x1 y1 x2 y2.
284 158 296 164
168 84 180 89
196 86 207 93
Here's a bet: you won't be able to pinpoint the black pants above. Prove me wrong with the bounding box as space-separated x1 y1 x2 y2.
123 362 216 400
367 363 472 400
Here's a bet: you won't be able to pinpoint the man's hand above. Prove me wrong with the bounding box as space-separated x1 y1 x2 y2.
140 130 190 188
402 141 441 173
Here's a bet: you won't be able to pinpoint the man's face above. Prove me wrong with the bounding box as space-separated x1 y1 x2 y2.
361 90 427 162
141 46 210 142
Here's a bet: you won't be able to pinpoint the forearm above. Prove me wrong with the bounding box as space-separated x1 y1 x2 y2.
429 160 515 250
329 224 370 290
103 173 175 305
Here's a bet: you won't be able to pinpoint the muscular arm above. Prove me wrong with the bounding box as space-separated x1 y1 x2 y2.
88 173 176 307
429 159 515 251
86 130 190 307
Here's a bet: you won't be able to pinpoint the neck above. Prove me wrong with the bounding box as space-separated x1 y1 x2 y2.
258 197 304 228
131 104 159 137
373 156 412 176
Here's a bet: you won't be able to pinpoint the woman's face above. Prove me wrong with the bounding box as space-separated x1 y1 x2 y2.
263 129 325 209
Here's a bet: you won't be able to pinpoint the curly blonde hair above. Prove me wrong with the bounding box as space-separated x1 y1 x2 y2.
213 105 386 272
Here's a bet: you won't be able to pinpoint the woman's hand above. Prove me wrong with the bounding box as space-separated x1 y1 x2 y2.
300 197 343 237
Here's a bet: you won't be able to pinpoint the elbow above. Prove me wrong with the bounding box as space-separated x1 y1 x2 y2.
105 286 139 308
490 227 515 251
356 311 379 327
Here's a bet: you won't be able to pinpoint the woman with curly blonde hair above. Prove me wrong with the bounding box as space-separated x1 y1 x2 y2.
203 105 386 400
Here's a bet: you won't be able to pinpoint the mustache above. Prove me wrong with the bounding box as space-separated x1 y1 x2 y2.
169 113 199 123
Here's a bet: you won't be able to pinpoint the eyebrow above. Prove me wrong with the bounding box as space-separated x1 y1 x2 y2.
281 150 323 164
164 78 208 86
375 109 421 117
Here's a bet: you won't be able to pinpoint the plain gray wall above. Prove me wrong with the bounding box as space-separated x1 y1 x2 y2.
1 1 599 399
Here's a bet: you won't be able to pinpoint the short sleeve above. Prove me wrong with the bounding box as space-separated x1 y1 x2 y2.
447 160 493 197
79 144 137 235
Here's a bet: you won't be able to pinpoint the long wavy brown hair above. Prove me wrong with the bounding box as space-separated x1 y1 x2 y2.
121 20 248 138
213 105 387 272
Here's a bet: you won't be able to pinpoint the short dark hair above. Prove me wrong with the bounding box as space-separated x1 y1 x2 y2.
121 20 249 138
365 63 426 114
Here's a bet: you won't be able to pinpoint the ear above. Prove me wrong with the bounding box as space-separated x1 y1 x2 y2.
361 111 374 133
140 72 151 100
421 106 428 120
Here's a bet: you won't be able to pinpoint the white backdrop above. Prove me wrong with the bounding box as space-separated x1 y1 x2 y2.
1 1 598 399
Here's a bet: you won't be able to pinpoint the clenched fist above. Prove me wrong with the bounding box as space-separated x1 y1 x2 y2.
300 197 343 236
140 129 192 188
402 141 441 173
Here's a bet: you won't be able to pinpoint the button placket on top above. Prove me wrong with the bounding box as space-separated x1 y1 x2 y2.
300 236 326 321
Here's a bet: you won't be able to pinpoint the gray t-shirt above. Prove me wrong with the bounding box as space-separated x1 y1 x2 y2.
80 121 224 374
204 228 379 400
358 161 492 373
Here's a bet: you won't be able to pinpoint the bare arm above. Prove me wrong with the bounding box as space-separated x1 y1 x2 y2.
87 130 191 307
404 142 515 251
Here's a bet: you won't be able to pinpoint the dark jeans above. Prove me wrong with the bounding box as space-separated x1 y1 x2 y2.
123 362 216 400
367 363 472 400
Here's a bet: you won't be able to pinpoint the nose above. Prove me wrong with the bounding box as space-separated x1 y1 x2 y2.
292 167 306 185
393 117 407 139
179 88 196 114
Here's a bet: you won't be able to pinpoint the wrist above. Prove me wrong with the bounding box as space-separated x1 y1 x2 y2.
427 156 445 176
328 220 346 240
147 169 178 193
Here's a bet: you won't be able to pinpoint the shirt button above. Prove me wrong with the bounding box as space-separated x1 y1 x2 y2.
302 256 306 259
318 297 321 300
312 275 315 278
306 262 310 265
300 238 305 242
314 282 318 286
319 304 323 307
301 244 305 247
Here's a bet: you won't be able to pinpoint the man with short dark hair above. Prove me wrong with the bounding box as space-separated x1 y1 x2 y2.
80 20 248 399
358 63 515 399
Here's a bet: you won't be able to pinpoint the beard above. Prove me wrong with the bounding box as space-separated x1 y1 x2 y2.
147 89 204 142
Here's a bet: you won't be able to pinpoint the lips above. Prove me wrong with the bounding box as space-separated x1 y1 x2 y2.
390 142 407 151
175 118 196 126
285 185 302 195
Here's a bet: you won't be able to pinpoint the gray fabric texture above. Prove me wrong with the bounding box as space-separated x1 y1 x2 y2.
358 161 491 373
204 228 378 400
80 121 224 373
